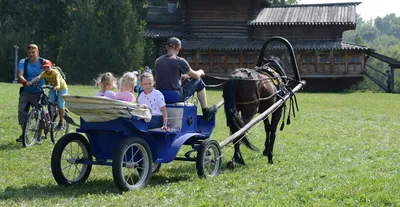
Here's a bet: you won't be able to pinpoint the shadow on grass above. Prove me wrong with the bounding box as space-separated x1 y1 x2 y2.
0 141 22 151
1 179 120 201
1 165 202 201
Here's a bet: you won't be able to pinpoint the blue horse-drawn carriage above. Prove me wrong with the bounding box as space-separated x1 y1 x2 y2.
51 36 306 192
51 95 222 191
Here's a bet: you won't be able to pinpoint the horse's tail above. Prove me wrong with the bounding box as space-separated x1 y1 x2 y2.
223 79 258 152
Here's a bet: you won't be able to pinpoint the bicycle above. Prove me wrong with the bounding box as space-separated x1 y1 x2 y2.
22 84 70 147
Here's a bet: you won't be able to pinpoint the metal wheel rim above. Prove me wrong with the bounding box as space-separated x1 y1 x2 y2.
53 120 69 139
25 111 39 146
60 140 89 182
121 143 150 188
203 144 221 176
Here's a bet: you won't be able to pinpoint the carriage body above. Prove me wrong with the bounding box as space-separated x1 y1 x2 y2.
77 103 215 163
51 97 221 191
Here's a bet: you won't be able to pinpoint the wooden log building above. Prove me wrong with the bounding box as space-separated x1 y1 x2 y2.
145 1 369 91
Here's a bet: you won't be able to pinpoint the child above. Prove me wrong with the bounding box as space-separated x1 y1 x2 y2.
138 72 168 129
115 72 137 103
95 72 117 99
28 59 68 130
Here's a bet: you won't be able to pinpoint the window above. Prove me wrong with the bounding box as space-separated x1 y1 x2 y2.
216 55 224 63
320 56 328 63
230 55 239 63
200 55 208 63
305 56 312 63
335 56 343 63
351 56 359 63
186 55 193 63
245 55 253 63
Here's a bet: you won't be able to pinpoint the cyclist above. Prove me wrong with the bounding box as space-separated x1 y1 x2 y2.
16 44 46 142
28 59 68 130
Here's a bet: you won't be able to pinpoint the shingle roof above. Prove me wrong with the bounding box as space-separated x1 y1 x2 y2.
146 6 182 25
145 28 183 38
181 39 369 51
249 2 361 26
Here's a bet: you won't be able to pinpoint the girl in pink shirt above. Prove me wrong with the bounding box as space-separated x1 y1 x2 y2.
115 72 137 103
95 72 117 99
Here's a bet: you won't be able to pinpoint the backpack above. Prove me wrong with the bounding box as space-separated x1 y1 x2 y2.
24 58 66 80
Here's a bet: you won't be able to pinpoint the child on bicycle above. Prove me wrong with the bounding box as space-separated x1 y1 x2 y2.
138 72 168 130
28 59 68 130
95 72 117 99
115 72 137 103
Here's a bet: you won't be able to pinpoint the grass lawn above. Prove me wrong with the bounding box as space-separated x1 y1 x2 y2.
1 82 400 206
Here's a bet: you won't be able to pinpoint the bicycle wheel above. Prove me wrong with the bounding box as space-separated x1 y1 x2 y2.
22 109 41 147
50 107 69 144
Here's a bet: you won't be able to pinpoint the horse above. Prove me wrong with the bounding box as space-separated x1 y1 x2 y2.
222 36 302 167
222 57 287 167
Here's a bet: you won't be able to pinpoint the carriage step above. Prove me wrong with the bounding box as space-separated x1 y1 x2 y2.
184 149 197 158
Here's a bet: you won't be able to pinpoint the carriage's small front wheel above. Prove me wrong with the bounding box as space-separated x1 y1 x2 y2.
51 133 92 185
112 137 152 191
196 139 222 177
22 109 41 147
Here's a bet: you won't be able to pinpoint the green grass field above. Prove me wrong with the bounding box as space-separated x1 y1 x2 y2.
1 82 400 206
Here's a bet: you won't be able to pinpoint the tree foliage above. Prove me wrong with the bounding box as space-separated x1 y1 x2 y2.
0 0 147 83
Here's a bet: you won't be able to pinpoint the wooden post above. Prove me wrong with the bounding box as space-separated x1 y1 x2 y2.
390 66 395 93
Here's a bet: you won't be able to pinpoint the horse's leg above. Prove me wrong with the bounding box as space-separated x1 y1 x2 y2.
263 118 271 157
232 105 258 166
265 106 283 164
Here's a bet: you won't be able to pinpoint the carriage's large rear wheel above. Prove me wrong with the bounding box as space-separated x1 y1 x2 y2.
112 137 152 191
51 133 92 185
196 139 222 177
22 109 41 147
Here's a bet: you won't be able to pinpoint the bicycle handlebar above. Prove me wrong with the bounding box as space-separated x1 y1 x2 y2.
29 83 54 90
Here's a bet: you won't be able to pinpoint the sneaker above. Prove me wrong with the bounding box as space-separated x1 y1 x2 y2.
15 135 23 142
55 122 64 131
202 105 217 121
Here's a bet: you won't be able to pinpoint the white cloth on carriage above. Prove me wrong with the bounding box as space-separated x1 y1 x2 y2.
63 95 152 122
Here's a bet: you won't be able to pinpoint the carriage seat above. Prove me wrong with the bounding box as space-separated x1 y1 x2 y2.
159 90 180 104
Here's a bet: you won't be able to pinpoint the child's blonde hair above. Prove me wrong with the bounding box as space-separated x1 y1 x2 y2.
96 72 117 92
118 72 137 91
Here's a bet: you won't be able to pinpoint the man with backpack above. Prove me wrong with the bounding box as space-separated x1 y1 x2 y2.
16 44 46 142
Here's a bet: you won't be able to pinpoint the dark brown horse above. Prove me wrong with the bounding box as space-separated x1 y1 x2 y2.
222 37 301 166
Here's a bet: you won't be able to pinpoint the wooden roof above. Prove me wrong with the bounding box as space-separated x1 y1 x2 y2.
181 39 369 51
145 28 183 38
249 2 361 26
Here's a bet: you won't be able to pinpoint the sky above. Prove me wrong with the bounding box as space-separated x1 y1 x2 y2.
299 0 399 21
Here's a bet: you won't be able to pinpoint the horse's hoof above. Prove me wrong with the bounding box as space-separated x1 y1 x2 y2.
263 150 269 157
268 157 273 164
235 158 246 166
227 160 236 170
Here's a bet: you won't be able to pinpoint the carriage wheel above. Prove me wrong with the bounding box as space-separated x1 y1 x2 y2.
22 109 40 147
50 108 70 144
112 137 152 191
152 163 162 174
51 133 92 185
196 139 222 177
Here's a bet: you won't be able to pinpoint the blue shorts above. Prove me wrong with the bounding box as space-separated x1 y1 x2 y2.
180 78 206 101
148 115 163 129
49 89 68 109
